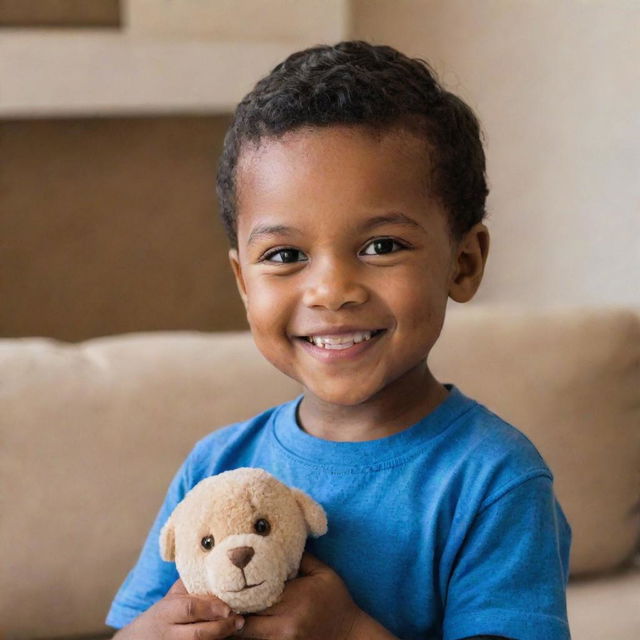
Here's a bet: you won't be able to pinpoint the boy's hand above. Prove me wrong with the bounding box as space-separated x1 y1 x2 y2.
114 578 245 640
235 552 363 640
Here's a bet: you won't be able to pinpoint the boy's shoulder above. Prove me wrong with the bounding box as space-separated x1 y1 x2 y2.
474 400 550 467
180 395 299 480
448 389 555 497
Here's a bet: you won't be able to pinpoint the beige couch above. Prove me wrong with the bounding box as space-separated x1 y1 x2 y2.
1 307 639 639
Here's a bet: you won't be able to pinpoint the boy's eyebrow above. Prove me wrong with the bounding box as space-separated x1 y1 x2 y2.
247 224 296 247
360 212 423 232
246 212 422 246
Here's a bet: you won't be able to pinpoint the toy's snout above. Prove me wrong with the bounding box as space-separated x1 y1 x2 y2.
227 546 254 569
201 532 288 612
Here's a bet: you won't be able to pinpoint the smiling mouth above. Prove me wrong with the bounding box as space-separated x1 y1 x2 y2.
300 329 385 349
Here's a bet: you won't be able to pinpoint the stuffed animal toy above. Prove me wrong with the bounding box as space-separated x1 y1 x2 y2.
159 467 328 613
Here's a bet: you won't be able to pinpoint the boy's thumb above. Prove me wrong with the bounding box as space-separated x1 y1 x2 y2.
167 578 188 595
299 551 327 575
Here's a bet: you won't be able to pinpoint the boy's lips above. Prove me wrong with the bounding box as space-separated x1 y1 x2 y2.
294 329 386 361
295 326 386 338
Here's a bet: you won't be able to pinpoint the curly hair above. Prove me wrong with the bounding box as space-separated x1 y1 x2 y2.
216 40 488 248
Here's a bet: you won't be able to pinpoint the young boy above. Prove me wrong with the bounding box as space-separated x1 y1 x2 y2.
107 41 571 640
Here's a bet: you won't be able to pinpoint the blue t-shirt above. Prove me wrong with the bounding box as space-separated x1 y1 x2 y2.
106 385 572 640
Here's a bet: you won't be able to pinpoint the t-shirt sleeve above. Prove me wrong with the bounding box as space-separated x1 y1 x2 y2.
105 456 194 630
443 473 572 640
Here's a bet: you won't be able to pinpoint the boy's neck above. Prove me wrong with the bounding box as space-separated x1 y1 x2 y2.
296 366 449 443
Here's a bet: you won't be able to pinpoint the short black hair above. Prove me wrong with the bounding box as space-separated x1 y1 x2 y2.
216 40 488 248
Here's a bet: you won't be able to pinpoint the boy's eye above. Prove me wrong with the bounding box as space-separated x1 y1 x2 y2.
262 248 308 263
361 238 406 255
261 238 407 262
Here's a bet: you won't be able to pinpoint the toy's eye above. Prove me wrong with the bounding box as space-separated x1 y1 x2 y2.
254 518 271 536
201 535 215 551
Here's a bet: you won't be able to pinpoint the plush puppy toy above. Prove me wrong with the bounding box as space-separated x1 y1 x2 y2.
159 467 328 614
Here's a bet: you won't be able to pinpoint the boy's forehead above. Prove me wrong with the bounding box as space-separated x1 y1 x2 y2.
238 124 430 175
235 125 436 228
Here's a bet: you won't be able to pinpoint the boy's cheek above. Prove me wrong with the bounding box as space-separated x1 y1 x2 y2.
245 284 295 328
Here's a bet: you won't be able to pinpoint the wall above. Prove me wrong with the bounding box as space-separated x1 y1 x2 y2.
3 1 638 341
0 1 349 341
0 115 247 341
352 0 640 307
0 0 120 26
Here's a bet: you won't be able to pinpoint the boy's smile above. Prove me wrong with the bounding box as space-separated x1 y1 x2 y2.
229 125 488 441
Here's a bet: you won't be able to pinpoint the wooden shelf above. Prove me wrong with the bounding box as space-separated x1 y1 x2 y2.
0 30 298 117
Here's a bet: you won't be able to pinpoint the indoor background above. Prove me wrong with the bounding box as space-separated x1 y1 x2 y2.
2 0 638 342
1 3 639 640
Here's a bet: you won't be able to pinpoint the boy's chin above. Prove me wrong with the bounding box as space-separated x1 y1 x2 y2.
301 381 383 408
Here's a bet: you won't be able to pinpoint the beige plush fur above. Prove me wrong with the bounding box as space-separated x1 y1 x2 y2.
159 467 328 613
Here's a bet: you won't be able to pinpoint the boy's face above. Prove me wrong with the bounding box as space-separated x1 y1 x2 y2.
229 125 485 408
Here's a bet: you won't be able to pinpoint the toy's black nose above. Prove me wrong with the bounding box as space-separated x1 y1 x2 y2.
227 546 255 569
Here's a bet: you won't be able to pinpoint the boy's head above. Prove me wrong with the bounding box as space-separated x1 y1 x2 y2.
217 40 488 249
218 41 490 411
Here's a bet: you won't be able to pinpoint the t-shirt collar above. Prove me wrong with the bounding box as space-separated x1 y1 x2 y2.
271 384 476 470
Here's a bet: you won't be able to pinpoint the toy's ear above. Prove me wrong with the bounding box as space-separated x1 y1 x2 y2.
159 512 177 562
291 488 328 537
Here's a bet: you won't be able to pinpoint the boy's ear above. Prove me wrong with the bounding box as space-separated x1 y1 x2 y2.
448 223 490 303
228 248 248 310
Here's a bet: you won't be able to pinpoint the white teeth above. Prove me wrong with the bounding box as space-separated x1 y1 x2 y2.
306 331 375 349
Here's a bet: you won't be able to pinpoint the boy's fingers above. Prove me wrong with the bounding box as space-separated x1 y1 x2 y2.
298 551 328 575
234 614 274 639
165 594 233 623
167 578 188 595
172 615 245 639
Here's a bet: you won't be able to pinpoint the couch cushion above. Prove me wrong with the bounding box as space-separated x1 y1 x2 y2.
430 306 640 576
567 562 640 640
0 331 300 638
2 308 639 636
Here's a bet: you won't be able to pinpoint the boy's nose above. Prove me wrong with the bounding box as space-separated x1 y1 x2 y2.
302 260 368 311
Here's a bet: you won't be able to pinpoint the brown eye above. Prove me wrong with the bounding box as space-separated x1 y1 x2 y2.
201 535 214 551
254 519 271 536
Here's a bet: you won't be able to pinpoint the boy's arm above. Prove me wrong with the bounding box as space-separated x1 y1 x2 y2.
347 609 401 640
234 552 517 640
443 474 571 640
236 553 400 640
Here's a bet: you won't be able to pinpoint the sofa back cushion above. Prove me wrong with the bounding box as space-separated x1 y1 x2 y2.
0 332 300 638
431 306 640 577
2 308 638 637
